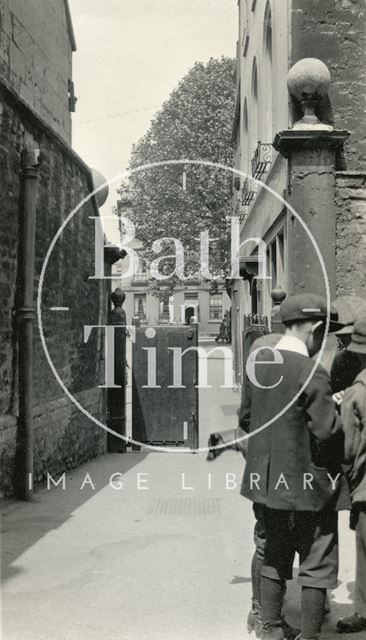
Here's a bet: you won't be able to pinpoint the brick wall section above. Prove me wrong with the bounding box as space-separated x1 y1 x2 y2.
0 82 107 498
335 171 366 297
0 0 73 143
291 0 366 171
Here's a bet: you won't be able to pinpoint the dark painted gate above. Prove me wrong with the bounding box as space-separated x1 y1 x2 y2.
132 325 199 449
107 294 127 453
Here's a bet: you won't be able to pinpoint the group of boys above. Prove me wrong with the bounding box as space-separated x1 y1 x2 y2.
208 293 366 640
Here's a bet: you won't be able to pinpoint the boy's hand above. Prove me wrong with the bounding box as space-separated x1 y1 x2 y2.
333 390 344 406
206 433 225 460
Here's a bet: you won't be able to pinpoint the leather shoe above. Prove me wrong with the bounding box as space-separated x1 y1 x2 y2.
337 613 366 633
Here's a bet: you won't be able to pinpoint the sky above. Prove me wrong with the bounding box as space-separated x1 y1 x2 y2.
69 0 237 238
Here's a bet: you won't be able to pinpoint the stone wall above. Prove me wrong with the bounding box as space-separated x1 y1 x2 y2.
0 81 108 499
0 0 74 144
335 171 366 297
292 0 366 306
291 0 366 171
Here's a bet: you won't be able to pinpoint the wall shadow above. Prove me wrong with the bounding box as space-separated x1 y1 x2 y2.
1 451 147 583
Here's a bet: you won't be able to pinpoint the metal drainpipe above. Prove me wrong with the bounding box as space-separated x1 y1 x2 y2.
16 148 40 500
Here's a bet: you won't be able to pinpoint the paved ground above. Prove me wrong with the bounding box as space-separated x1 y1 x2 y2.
1 344 358 639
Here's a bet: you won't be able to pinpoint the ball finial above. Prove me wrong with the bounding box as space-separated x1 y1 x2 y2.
111 287 126 307
91 168 109 208
287 58 333 131
271 287 286 305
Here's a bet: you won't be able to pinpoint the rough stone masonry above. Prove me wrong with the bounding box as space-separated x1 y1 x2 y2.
0 82 108 499
291 0 366 298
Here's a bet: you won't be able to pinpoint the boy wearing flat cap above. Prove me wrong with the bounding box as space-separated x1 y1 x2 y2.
238 293 347 640
337 318 366 634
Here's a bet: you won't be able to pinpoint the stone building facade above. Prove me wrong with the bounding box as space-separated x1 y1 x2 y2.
112 195 231 336
112 254 231 336
231 0 366 383
0 0 76 143
0 3 107 498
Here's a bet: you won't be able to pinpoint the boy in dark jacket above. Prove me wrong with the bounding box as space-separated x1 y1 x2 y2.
240 294 346 640
337 318 366 634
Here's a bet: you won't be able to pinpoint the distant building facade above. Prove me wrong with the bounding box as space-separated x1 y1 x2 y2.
113 193 231 335
231 0 366 383
112 255 231 335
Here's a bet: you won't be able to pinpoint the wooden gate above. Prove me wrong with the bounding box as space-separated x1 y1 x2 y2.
107 304 127 453
132 325 199 449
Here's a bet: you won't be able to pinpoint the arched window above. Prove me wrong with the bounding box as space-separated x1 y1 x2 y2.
241 0 250 56
242 98 249 172
252 59 258 101
263 1 273 141
250 58 259 163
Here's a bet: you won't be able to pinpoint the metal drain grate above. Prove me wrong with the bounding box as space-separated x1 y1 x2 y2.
221 404 238 416
147 498 221 516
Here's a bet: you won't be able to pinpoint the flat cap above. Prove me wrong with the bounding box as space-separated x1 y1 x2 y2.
280 293 344 332
347 317 366 354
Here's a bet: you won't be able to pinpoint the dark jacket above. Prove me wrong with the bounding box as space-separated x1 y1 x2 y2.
330 349 361 393
342 369 366 504
239 347 348 511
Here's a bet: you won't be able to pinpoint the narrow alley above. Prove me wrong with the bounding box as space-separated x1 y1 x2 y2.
1 347 356 640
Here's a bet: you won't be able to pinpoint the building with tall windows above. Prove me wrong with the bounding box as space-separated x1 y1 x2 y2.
232 0 289 318
231 0 366 383
113 193 231 335
112 253 230 335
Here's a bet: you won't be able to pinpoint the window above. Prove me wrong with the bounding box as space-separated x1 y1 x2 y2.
271 238 277 286
266 228 286 293
264 2 272 51
250 58 259 162
184 292 198 300
161 298 169 314
184 292 199 322
243 98 248 133
68 79 77 112
276 230 285 288
242 98 249 173
133 258 148 283
262 227 286 320
134 293 146 320
242 1 249 57
252 59 258 101
159 292 170 321
263 1 273 141
210 293 223 320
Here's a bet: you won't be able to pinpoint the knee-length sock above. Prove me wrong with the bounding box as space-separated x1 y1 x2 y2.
301 586 326 638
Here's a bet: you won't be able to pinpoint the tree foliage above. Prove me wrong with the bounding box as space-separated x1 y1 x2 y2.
118 57 235 286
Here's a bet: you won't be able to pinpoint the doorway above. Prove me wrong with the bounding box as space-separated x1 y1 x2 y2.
185 305 195 325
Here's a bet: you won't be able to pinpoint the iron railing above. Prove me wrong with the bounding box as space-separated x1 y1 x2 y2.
251 142 273 179
241 176 257 207
240 143 273 215
132 272 149 284
158 312 170 323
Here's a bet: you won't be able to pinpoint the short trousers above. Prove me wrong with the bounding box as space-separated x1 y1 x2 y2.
261 506 339 589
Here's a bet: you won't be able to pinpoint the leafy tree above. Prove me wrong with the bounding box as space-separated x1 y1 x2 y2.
117 57 235 288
